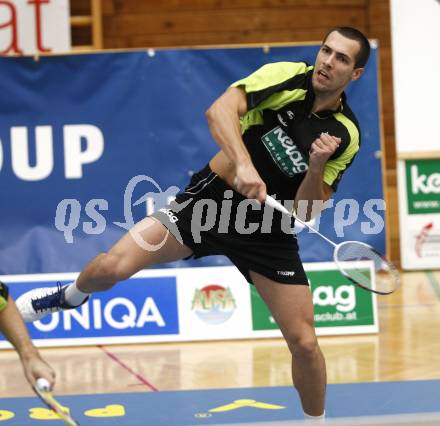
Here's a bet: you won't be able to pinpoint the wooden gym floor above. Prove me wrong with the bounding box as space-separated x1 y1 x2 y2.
1 270 439 399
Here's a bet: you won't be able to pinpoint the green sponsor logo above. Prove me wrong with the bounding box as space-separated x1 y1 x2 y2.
261 126 308 177
406 159 440 214
251 269 375 330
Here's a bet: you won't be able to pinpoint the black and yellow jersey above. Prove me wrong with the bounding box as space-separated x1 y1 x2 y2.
231 61 361 200
0 281 9 312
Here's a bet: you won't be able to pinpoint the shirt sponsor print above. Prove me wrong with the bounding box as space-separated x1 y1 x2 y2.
261 126 308 177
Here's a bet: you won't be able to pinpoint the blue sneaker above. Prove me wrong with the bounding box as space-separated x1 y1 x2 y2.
16 283 89 323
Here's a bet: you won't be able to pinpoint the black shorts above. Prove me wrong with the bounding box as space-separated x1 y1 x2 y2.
151 164 308 285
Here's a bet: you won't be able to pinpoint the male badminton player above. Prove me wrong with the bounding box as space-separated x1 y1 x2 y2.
17 27 370 421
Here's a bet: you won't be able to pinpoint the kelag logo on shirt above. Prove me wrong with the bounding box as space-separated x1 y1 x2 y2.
261 126 308 177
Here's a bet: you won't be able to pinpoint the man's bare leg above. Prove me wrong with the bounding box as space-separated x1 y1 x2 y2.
75 217 192 293
250 271 326 416
17 217 193 321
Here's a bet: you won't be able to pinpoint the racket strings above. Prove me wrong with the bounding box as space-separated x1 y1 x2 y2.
337 242 384 267
335 242 399 294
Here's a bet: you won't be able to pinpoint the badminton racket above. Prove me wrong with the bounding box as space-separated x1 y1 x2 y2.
33 378 80 426
265 195 400 295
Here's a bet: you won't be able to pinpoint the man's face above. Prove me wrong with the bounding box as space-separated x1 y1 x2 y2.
312 31 364 95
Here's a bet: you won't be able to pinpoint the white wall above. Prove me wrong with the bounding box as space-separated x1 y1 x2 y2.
390 0 440 153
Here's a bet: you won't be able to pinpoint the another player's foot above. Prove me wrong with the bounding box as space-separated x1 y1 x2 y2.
16 283 89 322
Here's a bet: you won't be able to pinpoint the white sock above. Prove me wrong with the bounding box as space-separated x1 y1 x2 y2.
304 410 325 422
64 281 89 306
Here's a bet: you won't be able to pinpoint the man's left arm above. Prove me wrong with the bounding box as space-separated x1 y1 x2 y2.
294 133 341 221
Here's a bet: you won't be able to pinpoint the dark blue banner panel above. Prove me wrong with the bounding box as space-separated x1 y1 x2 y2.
0 46 383 274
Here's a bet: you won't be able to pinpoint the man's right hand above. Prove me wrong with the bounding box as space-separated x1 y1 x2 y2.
233 162 267 203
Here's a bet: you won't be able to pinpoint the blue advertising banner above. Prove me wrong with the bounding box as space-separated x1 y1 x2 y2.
3 275 179 343
0 264 376 347
0 46 383 275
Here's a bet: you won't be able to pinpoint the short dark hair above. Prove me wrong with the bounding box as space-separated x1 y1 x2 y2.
323 27 371 68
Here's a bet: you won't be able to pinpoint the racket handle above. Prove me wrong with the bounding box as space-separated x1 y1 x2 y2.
265 195 291 216
36 378 51 392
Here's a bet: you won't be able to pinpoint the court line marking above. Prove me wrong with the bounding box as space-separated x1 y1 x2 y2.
426 271 440 301
97 344 159 392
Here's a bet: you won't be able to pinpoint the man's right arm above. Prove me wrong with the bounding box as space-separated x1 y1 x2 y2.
205 87 267 202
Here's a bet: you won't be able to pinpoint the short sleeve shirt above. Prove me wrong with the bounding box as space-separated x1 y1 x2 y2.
230 62 361 200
